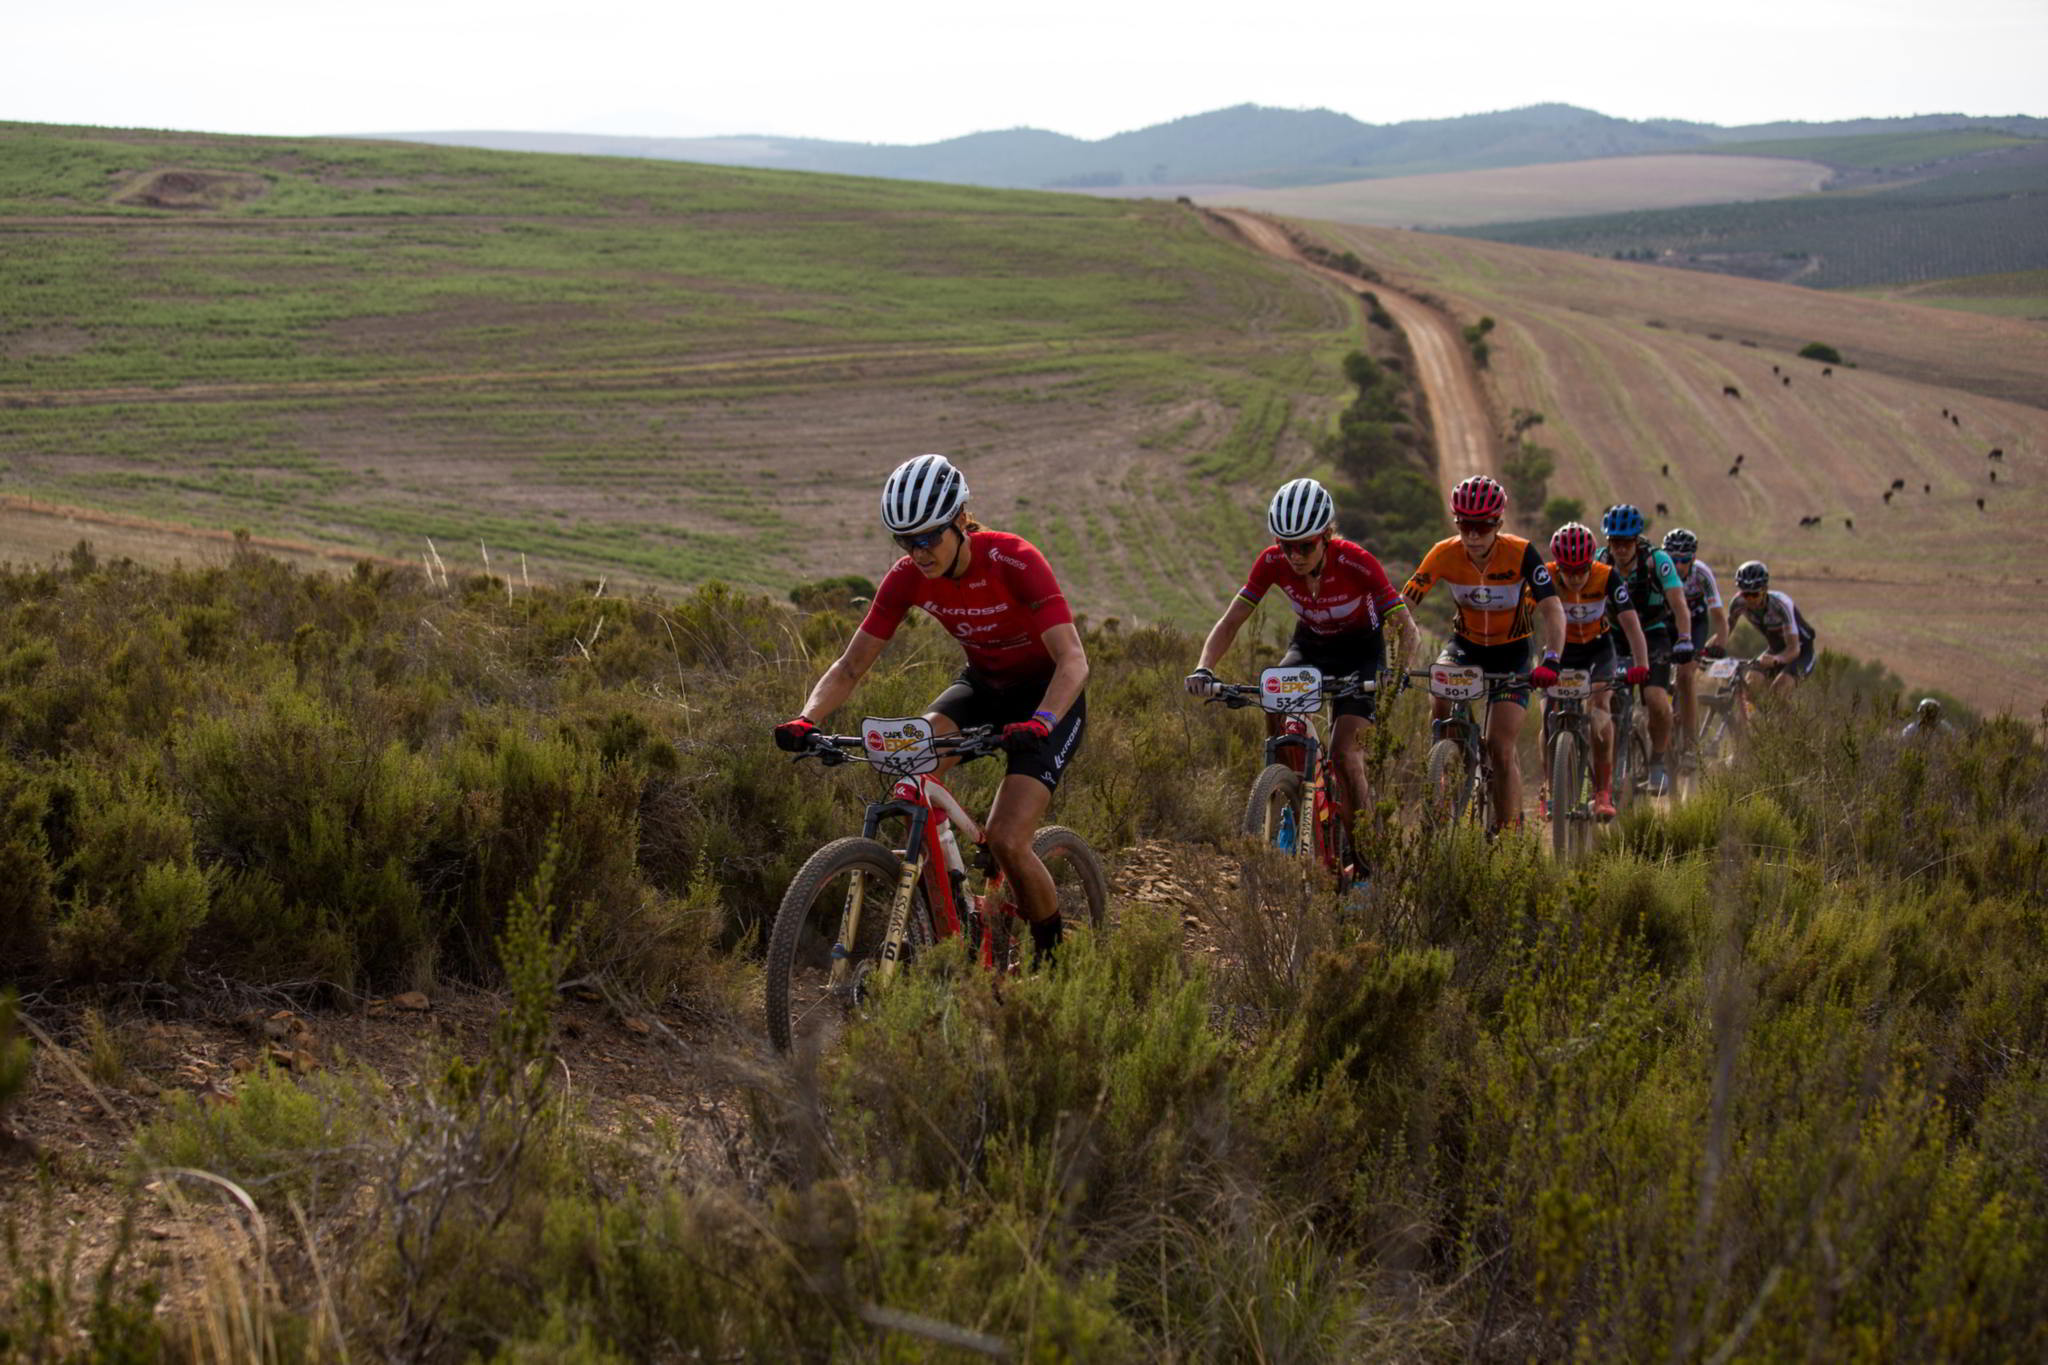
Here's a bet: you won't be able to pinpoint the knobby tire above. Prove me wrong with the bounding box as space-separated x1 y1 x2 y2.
1243 764 1307 852
765 836 933 1054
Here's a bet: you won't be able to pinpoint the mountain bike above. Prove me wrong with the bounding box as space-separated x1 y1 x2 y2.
1417 665 1526 831
1607 667 1651 808
1537 669 1623 859
1211 666 1388 889
1692 654 1760 775
765 718 1108 1054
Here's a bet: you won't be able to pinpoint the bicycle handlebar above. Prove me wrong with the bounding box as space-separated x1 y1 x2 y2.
1209 671 1385 710
794 724 1003 767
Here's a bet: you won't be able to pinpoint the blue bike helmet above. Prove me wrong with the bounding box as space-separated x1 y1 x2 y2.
1601 503 1646 538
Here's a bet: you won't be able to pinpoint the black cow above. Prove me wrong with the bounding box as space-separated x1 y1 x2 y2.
1660 463 1670 477
1783 376 1792 387
1723 385 1742 399
1736 453 1745 464
1977 498 1987 511
1822 367 1833 377
1844 518 1854 531
1889 478 1906 491
1883 490 1894 504
1990 449 2004 461
1728 465 1741 477
1655 502 1669 516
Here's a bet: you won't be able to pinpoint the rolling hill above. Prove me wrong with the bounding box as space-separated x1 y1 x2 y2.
1303 220 2048 711
369 105 2048 193
0 120 1361 627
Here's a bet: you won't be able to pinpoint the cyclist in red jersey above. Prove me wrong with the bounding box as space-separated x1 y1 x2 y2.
1185 478 1416 839
773 454 1089 962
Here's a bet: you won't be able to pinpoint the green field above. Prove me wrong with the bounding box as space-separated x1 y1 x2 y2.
1448 152 2048 289
1693 129 2030 168
0 122 1357 613
1852 268 2048 322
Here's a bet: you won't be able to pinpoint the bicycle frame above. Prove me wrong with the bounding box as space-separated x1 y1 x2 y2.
1216 670 1383 878
804 730 1018 989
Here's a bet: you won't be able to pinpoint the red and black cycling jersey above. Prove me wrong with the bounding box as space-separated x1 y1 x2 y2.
1237 536 1404 638
858 529 1074 688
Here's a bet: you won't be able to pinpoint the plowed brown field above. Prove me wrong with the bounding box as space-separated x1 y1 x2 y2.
1308 224 2048 713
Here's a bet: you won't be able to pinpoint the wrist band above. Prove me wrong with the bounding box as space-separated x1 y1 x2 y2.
1032 709 1057 726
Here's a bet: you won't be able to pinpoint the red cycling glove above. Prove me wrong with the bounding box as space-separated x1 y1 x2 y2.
772 716 818 752
1624 664 1650 686
1002 719 1049 752
1528 662 1559 689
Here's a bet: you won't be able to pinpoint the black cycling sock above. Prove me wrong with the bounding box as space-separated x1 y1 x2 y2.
1029 913 1064 967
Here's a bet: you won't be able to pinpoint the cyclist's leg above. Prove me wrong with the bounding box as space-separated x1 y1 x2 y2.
924 674 979 775
1331 712 1371 826
1640 632 1675 790
982 692 1087 935
1308 628 1383 826
1566 638 1617 799
1676 608 1707 741
1469 638 1532 827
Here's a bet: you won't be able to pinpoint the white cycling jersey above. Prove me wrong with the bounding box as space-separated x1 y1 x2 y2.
1681 559 1723 614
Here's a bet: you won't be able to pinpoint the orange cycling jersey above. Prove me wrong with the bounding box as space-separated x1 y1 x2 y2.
1547 560 1635 646
1402 533 1557 647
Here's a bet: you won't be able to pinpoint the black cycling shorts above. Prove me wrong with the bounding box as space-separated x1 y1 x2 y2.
1439 636 1531 708
1559 634 1617 680
1621 625 1675 692
1687 608 1711 655
930 670 1086 792
1278 626 1385 721
1760 633 1818 679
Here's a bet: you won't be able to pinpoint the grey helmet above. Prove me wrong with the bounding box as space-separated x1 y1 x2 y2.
1268 478 1335 540
1735 560 1770 591
1662 527 1699 558
880 454 968 535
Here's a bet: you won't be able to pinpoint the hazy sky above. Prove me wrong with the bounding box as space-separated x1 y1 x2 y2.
7 0 2043 144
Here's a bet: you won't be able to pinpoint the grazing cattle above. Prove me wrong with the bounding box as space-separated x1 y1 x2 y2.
1660 462 1670 477
1952 415 1961 427
1723 385 1742 399
1844 518 1854 531
1782 376 1792 387
1773 365 1781 375
1822 367 1833 377
1883 490 1894 504
1798 516 1820 527
1977 498 1987 511
1890 479 1906 491
1728 465 1741 477
1736 453 1745 465
1990 449 2004 460
1924 484 1932 494
1991 470 1998 483
1655 502 1669 516
1943 408 1950 418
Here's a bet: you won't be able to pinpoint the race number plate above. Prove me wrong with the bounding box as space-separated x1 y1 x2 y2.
859 716 939 776
1550 668 1593 700
1258 665 1324 714
1428 664 1485 701
1705 657 1741 681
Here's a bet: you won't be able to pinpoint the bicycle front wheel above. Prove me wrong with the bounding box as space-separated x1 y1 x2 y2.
1548 732 1585 861
765 836 934 1054
1243 763 1307 853
1424 738 1475 829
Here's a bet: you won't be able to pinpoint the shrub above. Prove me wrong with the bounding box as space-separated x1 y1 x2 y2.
1799 341 1843 364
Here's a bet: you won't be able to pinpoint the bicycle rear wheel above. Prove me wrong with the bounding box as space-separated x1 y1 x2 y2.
1033 825 1109 936
1243 764 1307 852
765 836 933 1054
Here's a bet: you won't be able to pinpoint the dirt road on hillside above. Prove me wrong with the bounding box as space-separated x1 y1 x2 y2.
1210 209 1498 492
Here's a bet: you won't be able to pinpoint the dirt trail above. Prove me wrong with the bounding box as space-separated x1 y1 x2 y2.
1209 209 1498 491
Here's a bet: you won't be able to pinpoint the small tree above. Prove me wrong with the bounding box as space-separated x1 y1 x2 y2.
1542 496 1586 529
1799 342 1843 365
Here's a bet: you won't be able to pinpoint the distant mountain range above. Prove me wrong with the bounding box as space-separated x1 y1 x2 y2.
361 104 2048 191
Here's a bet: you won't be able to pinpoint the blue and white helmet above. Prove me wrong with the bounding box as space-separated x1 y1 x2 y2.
880 454 969 535
1268 478 1335 540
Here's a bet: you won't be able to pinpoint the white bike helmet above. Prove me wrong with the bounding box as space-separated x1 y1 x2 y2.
1268 478 1335 540
880 454 969 535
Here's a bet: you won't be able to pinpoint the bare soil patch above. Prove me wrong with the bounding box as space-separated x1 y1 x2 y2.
110 168 269 211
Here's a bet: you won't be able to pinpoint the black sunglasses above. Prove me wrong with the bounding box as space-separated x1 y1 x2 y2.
1456 518 1500 534
894 527 951 553
1278 535 1322 555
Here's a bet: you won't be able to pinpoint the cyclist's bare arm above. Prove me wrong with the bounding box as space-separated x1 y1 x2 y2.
1537 595 1567 658
1664 585 1691 641
1034 622 1090 723
1707 605 1730 652
1617 605 1650 663
1195 596 1257 672
1385 601 1418 674
798 628 887 721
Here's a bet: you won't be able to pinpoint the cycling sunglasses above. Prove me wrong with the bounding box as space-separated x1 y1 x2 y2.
1278 535 1322 555
1456 518 1500 534
893 527 951 553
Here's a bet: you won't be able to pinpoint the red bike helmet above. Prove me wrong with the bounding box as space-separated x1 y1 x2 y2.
1450 475 1506 520
1550 522 1597 568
